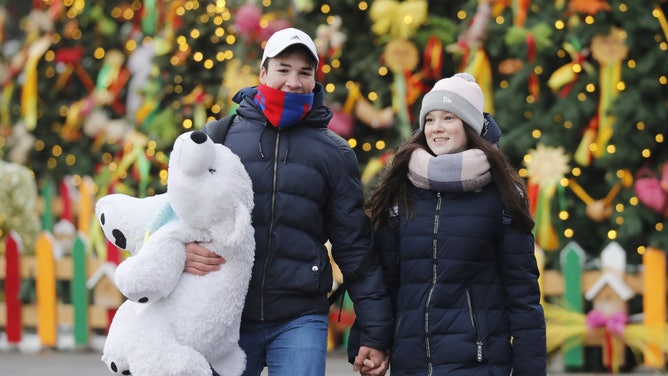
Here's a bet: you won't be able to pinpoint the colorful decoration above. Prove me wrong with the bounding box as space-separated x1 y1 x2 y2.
576 27 628 164
451 0 495 112
343 83 394 130
633 163 668 216
504 23 553 98
315 16 346 81
0 160 41 254
525 144 570 250
543 242 668 373
547 40 593 97
568 0 611 14
369 0 428 39
20 36 51 131
233 3 263 39
567 178 621 222
328 105 354 138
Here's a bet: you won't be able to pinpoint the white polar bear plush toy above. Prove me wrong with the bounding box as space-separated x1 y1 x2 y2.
96 130 255 376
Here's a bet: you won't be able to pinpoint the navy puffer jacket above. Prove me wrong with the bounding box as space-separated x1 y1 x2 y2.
212 84 392 351
376 183 546 376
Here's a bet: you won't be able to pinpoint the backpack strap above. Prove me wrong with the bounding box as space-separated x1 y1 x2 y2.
203 114 236 144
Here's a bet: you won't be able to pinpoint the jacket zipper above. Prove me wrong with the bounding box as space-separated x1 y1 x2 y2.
466 288 484 362
424 192 442 376
260 130 281 321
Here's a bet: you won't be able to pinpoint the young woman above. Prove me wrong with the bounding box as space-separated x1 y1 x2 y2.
365 73 546 376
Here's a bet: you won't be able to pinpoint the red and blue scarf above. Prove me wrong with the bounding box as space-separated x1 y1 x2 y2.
254 84 314 128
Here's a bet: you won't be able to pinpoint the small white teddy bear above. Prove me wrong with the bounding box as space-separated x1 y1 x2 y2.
96 130 255 376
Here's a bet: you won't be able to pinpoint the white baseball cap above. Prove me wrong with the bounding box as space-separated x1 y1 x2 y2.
260 28 319 67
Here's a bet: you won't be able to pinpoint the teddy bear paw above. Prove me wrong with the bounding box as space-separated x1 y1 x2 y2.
122 289 164 304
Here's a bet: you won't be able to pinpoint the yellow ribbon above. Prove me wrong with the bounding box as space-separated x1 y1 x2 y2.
465 49 494 114
1 82 13 127
593 62 620 158
534 183 559 251
21 36 52 131
370 0 428 39
655 4 668 42
342 83 362 114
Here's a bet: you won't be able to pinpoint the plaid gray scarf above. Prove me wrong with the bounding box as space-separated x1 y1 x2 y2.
408 148 492 192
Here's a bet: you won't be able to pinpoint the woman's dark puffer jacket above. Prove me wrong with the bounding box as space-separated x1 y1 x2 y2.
376 183 546 376
215 84 392 352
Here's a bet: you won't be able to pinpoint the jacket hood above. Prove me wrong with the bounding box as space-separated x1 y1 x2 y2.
232 83 333 128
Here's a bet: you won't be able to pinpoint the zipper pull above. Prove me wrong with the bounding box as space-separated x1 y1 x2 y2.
476 339 483 362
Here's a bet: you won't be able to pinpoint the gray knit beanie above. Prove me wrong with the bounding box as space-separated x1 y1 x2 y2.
418 73 485 135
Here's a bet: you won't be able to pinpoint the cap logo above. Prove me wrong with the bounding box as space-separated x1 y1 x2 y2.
290 35 301 41
441 96 453 103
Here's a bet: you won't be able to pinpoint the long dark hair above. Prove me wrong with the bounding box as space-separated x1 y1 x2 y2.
366 126 535 232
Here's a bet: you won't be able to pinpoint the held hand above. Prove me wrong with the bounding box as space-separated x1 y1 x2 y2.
184 242 225 275
353 346 389 376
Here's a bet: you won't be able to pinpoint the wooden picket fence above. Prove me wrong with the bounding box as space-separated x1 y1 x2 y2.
0 231 123 348
539 241 666 370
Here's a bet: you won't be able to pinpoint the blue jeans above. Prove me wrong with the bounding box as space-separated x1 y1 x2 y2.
237 314 329 376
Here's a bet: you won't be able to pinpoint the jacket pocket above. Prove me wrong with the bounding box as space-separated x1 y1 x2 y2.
466 288 485 363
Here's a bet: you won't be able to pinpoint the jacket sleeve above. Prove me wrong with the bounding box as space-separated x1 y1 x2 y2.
499 219 546 376
326 149 393 357
347 223 399 363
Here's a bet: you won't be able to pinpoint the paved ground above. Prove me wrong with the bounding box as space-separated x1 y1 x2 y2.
0 349 356 376
1 348 667 376
0 334 666 376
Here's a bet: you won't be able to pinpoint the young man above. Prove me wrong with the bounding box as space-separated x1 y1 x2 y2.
185 28 392 376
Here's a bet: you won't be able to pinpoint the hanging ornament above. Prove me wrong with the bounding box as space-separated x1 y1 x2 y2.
369 0 428 39
576 27 628 164
513 0 530 28
292 0 315 13
633 163 668 216
54 46 96 92
383 38 419 137
449 0 494 113
568 0 611 15
182 85 214 129
505 23 552 99
328 105 354 138
141 0 158 36
233 3 263 39
568 178 621 222
315 16 347 81
498 58 524 75
345 83 394 130
362 151 394 186
20 36 51 131
591 27 628 158
547 39 593 97
220 60 259 112
525 144 570 251
354 97 395 130
655 4 668 42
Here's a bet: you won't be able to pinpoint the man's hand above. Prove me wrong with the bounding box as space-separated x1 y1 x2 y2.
353 345 389 376
184 243 225 275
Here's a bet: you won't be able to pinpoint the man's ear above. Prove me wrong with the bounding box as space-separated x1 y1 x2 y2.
259 66 267 84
